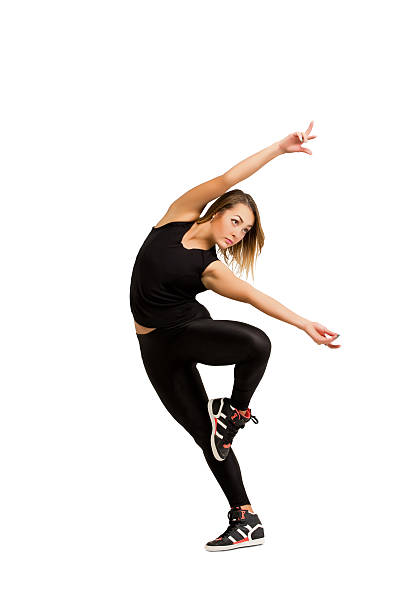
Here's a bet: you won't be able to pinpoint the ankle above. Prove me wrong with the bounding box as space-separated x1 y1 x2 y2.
232 504 254 513
230 402 249 417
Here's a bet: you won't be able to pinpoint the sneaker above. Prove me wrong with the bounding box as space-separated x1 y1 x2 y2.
204 506 265 552
208 398 259 462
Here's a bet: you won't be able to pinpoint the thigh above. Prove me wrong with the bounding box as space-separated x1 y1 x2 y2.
138 336 211 445
172 318 271 366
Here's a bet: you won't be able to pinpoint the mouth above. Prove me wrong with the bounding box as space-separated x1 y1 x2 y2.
225 238 233 245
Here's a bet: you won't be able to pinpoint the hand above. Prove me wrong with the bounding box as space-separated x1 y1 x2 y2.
278 120 317 155
303 321 341 349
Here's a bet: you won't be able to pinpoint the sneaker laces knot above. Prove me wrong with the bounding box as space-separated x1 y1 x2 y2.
240 407 259 424
213 508 245 539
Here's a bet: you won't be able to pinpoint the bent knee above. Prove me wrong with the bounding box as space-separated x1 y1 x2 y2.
246 326 272 358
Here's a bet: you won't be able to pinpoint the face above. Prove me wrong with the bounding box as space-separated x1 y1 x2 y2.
212 204 255 249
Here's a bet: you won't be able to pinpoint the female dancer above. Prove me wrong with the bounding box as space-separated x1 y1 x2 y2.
129 121 341 552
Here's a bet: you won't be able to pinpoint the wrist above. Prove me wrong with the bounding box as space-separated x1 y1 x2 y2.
267 141 284 159
275 140 285 155
294 317 310 331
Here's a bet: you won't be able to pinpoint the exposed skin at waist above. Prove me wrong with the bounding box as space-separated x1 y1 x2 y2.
134 320 157 335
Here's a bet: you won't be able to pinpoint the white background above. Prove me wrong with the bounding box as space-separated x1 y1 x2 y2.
1 1 407 610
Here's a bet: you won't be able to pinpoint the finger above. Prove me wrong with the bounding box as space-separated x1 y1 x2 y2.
326 335 340 345
296 131 303 142
312 334 324 344
305 120 314 135
302 132 308 143
307 135 317 139
313 325 329 337
321 334 333 343
300 147 312 154
324 330 338 337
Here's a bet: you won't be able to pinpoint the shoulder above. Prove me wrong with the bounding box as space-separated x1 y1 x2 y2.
200 259 227 288
153 211 198 229
201 261 252 302
155 175 229 226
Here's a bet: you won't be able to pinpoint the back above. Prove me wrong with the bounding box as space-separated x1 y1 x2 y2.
129 221 219 329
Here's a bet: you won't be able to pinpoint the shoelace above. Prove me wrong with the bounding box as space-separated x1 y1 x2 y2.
222 410 260 446
222 417 243 446
215 510 246 540
248 413 259 424
236 406 260 424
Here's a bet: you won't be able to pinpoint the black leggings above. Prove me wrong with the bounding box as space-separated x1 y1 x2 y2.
135 316 272 507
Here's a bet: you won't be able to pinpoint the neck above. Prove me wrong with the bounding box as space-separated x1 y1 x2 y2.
186 221 215 249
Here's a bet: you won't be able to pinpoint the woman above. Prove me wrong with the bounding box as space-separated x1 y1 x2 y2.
129 120 341 552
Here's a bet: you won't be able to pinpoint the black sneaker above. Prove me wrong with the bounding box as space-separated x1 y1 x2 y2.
208 398 259 462
204 506 265 552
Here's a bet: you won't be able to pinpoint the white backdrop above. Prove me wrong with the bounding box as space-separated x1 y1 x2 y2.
1 1 407 610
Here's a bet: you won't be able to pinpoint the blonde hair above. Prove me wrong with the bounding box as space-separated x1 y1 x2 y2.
195 189 265 281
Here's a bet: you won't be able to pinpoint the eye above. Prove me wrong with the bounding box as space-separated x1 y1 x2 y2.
232 218 251 235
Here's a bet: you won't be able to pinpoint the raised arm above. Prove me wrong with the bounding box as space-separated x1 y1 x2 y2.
157 121 316 225
223 120 317 186
201 261 340 348
163 141 283 222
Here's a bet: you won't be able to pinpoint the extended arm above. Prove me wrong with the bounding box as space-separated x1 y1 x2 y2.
170 140 283 216
201 261 340 347
159 122 316 224
160 140 282 224
223 141 283 187
202 261 307 329
224 120 316 185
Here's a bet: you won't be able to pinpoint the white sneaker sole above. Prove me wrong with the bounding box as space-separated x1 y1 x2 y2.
208 398 226 462
205 537 265 551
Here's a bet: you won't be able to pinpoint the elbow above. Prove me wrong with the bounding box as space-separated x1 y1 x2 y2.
242 284 254 305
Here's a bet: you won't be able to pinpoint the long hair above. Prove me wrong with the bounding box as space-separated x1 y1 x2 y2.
195 189 265 281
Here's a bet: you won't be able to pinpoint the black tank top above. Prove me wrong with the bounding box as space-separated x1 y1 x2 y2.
129 220 219 329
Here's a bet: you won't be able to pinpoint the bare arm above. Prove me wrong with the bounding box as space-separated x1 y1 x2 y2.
202 261 309 330
246 286 308 329
157 122 316 224
201 262 340 347
155 140 284 225
160 174 230 223
224 141 283 186
223 120 316 186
